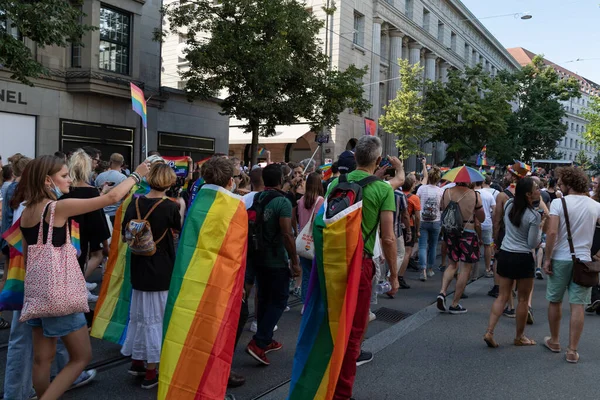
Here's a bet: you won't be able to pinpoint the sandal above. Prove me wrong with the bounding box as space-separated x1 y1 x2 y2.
543 336 561 353
0 317 10 330
514 336 537 346
566 348 579 364
483 330 499 348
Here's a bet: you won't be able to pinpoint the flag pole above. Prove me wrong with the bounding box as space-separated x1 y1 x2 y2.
303 143 322 174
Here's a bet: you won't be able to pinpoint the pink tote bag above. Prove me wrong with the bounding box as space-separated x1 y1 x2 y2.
20 201 89 322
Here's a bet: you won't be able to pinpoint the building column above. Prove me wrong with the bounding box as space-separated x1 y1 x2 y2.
424 52 437 81
440 61 450 83
409 42 422 66
472 50 478 67
370 17 383 125
491 65 497 77
402 36 410 61
388 31 404 101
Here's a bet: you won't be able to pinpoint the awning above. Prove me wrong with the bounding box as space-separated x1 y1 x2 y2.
229 124 312 145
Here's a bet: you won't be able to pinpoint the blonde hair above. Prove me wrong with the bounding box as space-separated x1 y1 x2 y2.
428 166 442 185
147 163 176 191
68 149 93 184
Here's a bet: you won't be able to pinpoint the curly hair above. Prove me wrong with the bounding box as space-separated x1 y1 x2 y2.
556 166 589 194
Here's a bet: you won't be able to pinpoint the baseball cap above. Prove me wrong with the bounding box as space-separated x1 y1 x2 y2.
337 150 356 174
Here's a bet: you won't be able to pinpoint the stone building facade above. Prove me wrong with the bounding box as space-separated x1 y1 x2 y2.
306 0 521 170
508 47 600 163
0 0 228 166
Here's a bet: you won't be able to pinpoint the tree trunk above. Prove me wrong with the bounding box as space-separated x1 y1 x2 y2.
453 151 460 167
250 119 260 167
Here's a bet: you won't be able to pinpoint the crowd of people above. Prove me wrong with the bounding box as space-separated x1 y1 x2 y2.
1 138 600 399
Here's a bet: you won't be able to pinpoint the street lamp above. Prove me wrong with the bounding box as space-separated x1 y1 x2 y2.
461 12 533 22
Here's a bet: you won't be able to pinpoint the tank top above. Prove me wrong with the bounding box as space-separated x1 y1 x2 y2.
21 205 67 248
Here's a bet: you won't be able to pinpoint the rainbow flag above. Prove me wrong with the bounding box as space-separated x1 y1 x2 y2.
288 200 364 400
476 145 488 166
320 163 332 181
130 82 147 128
70 220 81 257
0 220 25 311
195 157 211 170
91 182 150 344
257 147 268 157
163 156 191 190
159 184 248 400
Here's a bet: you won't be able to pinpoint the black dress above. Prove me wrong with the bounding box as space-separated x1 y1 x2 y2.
60 186 111 271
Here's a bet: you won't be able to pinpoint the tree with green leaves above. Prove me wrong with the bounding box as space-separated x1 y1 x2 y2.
508 55 580 161
0 0 95 85
574 149 591 171
422 65 515 166
582 96 600 147
379 59 426 160
159 0 370 165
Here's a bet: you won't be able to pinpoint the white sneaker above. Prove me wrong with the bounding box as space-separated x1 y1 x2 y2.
427 269 435 278
284 306 291 312
369 310 376 322
86 282 97 291
87 291 98 302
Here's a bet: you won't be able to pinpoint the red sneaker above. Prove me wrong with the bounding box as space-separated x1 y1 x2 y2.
246 339 270 365
264 340 283 354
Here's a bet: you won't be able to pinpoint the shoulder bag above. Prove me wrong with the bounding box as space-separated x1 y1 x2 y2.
561 197 600 288
296 200 319 260
20 201 89 322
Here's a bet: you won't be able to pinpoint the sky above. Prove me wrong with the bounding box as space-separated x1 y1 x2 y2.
460 0 600 83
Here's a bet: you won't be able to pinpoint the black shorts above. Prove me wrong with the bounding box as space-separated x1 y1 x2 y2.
497 249 535 280
404 226 416 247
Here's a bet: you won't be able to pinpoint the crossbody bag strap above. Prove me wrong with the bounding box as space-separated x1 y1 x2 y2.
560 197 577 263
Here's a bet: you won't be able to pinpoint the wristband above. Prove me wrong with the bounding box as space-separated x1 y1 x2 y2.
130 172 141 183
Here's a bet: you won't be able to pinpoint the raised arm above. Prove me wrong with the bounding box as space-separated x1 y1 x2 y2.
421 159 428 185
55 162 150 224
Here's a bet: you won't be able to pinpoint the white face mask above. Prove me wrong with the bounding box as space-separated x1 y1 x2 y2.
231 181 237 193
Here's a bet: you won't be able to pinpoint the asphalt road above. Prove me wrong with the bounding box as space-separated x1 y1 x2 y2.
3 256 599 400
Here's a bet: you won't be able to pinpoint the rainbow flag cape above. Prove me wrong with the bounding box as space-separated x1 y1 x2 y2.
320 163 333 181
0 220 25 311
130 83 147 128
91 181 150 344
159 184 248 400
476 145 488 166
288 200 364 400
163 156 191 190
70 220 81 257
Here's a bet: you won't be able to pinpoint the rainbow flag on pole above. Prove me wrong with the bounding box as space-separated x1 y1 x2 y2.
91 181 150 344
288 200 364 400
476 145 488 166
159 184 248 400
0 220 25 311
319 163 333 181
130 82 147 128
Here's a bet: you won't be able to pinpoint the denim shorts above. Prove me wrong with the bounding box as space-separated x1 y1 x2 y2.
546 260 592 305
26 312 87 338
481 229 493 246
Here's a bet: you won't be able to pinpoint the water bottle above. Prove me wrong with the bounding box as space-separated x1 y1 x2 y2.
376 281 392 294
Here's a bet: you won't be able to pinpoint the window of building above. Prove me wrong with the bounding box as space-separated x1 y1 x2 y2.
405 0 413 19
575 139 578 149
71 6 83 68
570 138 573 148
450 32 457 52
422 9 430 32
438 22 444 42
0 9 21 39
353 11 365 47
576 124 579 132
99 5 131 75
464 43 469 60
564 137 568 147
571 122 574 131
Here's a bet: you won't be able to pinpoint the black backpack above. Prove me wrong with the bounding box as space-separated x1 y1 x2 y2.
325 174 380 254
441 190 470 236
247 190 284 258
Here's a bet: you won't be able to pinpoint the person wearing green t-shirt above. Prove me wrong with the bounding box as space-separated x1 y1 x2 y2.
326 136 400 400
